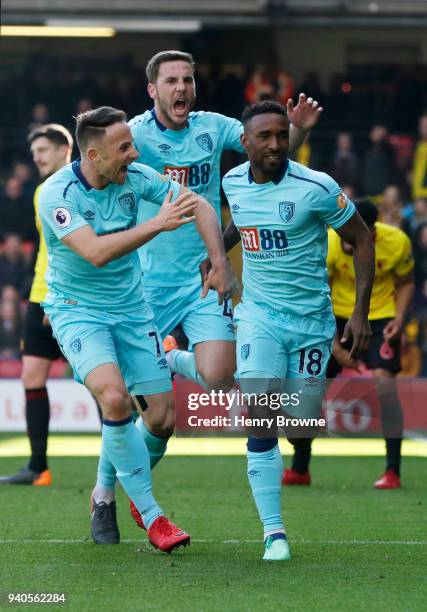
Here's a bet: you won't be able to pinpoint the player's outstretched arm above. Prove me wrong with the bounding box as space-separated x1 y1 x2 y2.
287 93 323 154
335 212 375 358
62 190 197 267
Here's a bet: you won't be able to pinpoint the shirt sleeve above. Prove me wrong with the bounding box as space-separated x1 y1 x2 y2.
310 174 356 229
138 164 181 206
217 114 244 152
394 232 415 276
38 184 88 240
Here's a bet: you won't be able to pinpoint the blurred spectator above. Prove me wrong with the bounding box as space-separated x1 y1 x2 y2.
330 132 360 187
245 54 294 106
75 98 94 116
0 286 23 359
402 197 427 239
362 125 396 198
412 114 427 200
0 233 32 295
216 66 245 119
11 160 37 198
378 185 404 228
413 223 427 293
0 176 36 241
28 103 50 133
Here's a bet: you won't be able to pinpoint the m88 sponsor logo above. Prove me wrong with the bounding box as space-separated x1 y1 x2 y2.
240 227 288 252
164 163 210 187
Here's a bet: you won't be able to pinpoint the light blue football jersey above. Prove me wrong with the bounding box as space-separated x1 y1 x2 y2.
129 109 243 286
38 160 180 312
222 159 356 316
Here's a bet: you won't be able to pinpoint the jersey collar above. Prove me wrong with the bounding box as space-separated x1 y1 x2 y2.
72 159 92 191
248 159 289 185
150 108 189 131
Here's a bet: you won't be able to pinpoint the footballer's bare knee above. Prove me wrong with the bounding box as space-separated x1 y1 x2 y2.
98 385 133 420
144 393 175 438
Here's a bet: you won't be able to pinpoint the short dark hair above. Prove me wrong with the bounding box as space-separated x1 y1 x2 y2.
146 50 195 83
28 123 73 149
242 101 288 125
75 106 127 151
354 197 379 228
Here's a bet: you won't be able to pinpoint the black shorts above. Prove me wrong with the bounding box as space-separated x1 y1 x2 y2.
21 301 64 361
327 316 401 377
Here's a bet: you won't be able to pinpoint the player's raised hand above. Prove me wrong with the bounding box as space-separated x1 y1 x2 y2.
157 190 198 231
286 93 323 130
341 313 372 359
201 259 236 305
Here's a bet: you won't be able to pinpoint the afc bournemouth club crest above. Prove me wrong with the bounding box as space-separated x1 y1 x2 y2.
279 201 295 223
196 133 213 153
241 344 250 360
118 193 136 214
70 338 81 354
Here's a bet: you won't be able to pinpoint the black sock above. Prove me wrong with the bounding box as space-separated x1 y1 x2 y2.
26 387 50 473
289 438 313 474
385 438 402 476
377 383 403 477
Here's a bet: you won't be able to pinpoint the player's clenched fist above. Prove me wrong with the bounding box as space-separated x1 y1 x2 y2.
156 190 198 231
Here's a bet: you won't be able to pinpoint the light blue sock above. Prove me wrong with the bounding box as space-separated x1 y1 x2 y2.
134 416 168 469
96 437 117 490
247 442 284 537
167 349 206 387
102 417 163 529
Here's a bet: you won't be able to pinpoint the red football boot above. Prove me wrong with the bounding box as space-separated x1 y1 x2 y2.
282 468 311 486
374 470 401 489
129 498 146 530
147 515 190 553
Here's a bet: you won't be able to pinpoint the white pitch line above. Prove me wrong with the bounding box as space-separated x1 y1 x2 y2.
0 539 425 545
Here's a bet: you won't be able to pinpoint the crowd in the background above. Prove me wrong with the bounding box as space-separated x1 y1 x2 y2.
1 57 427 371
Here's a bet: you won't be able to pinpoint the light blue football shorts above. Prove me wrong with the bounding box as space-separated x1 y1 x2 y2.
234 301 336 418
44 303 172 395
143 281 236 349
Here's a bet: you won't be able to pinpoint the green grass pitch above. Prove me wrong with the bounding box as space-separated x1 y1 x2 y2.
0 438 426 611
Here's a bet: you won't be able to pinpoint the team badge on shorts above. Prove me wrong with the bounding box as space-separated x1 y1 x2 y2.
241 344 250 360
54 207 72 228
196 133 213 153
70 338 81 354
118 193 136 214
279 202 295 223
379 341 394 360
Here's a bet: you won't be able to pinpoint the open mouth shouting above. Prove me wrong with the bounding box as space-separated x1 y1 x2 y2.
173 98 188 117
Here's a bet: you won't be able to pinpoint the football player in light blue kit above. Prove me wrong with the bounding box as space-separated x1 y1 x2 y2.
39 106 233 550
222 101 375 560
130 50 324 391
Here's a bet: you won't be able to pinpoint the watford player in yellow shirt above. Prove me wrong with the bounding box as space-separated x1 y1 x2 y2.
0 125 73 485
284 199 414 489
